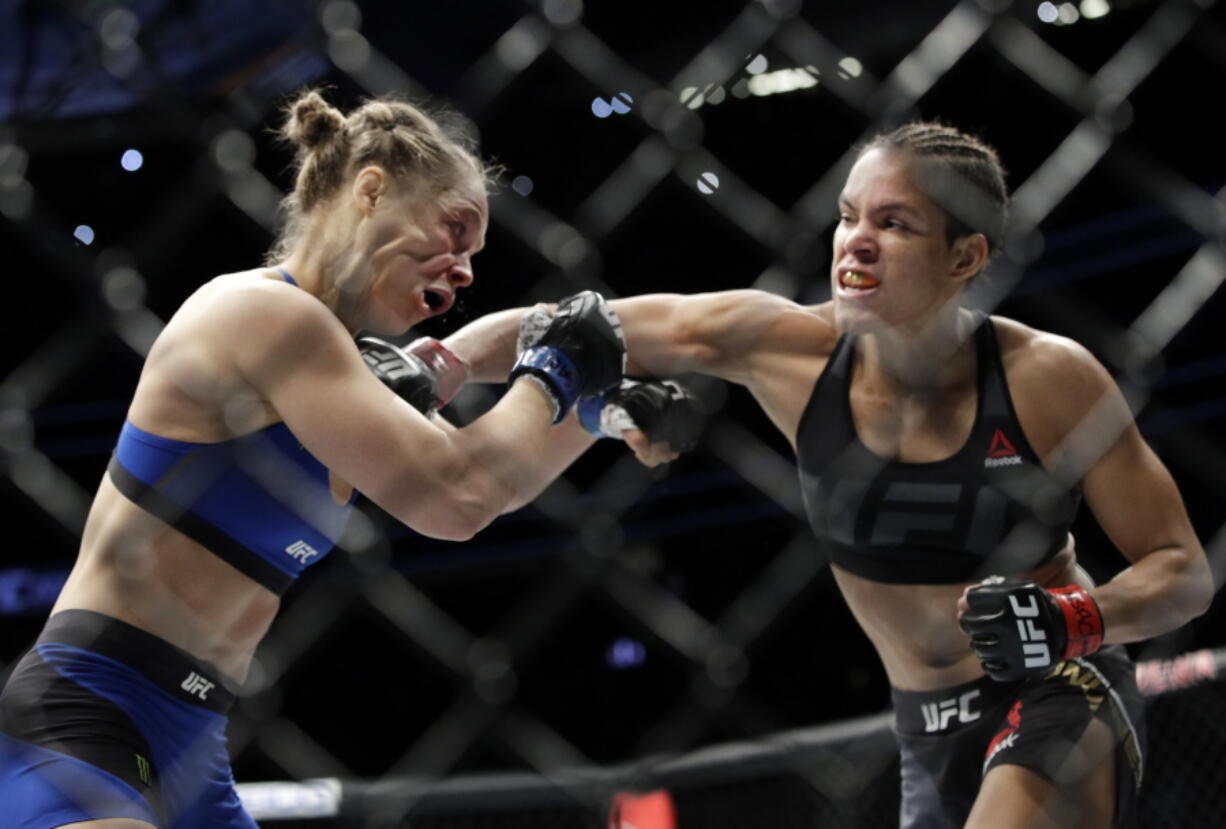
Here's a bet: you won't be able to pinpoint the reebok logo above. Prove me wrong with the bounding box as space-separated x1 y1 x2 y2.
985 429 1022 468
181 671 215 701
983 701 1024 770
286 540 319 564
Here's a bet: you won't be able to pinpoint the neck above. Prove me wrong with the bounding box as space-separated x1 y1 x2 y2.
277 215 368 334
856 300 977 395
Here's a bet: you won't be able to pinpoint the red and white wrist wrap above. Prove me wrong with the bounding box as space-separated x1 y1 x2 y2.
1049 585 1105 660
407 337 467 408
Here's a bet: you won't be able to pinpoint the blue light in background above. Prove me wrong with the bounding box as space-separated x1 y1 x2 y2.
74 225 95 245
120 148 144 171
606 636 646 670
0 568 69 616
511 175 534 196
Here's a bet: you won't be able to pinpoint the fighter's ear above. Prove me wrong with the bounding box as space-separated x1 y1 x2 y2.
950 232 989 283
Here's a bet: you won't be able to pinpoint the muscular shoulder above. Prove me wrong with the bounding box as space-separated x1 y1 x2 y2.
170 272 342 358
991 315 1125 454
144 272 351 413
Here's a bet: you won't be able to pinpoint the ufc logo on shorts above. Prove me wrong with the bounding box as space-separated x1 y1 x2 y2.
1009 594 1052 669
181 671 215 701
285 540 319 564
921 689 981 733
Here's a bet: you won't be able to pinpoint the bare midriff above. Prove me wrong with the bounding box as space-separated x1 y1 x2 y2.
833 538 1091 691
51 476 280 683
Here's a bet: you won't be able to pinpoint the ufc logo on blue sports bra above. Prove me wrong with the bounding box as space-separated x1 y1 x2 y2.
285 540 320 564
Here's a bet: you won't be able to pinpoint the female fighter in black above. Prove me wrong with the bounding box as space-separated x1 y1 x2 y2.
450 122 1212 828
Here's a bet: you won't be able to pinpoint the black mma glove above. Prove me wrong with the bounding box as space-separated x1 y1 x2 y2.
959 576 1105 682
509 291 626 423
577 378 704 452
358 335 466 417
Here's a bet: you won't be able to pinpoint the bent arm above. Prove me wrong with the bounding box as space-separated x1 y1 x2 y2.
229 287 574 540
1047 343 1212 642
1082 426 1212 643
433 405 599 513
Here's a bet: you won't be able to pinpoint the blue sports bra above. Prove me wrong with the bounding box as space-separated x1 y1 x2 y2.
106 268 356 595
108 421 356 595
796 314 1081 585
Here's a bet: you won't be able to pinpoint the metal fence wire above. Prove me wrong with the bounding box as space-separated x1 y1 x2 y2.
2 0 1226 827
234 652 1226 826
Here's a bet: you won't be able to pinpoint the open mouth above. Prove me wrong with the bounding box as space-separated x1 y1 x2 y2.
839 270 881 291
423 289 449 312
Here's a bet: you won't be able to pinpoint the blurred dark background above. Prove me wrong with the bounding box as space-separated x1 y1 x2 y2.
1 0 1224 809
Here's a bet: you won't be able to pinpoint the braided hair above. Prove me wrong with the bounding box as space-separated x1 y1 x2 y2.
860 122 1009 253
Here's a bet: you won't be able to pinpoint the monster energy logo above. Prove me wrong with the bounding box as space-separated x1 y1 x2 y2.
135 753 152 785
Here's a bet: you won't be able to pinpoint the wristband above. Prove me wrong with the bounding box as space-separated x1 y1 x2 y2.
406 338 466 408
577 392 611 438
1048 585 1105 660
509 346 584 424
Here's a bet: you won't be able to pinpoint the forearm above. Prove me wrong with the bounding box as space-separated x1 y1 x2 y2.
443 308 525 382
445 292 734 384
1094 545 1213 644
437 379 562 532
500 414 596 513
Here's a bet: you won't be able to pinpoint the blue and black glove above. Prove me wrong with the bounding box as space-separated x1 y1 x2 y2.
509 291 626 423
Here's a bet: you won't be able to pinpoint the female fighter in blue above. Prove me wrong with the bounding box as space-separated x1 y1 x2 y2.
450 122 1212 828
0 89 694 828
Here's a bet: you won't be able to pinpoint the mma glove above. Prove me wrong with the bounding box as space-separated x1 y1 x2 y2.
577 378 705 453
509 291 626 423
959 576 1105 683
358 335 466 417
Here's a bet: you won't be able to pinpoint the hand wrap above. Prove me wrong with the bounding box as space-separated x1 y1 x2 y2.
358 335 466 417
509 291 626 423
577 378 704 452
959 576 1105 682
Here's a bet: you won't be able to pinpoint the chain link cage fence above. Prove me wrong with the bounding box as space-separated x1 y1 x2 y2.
2 0 1225 826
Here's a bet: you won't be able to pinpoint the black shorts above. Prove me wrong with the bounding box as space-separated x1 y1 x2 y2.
891 646 1145 829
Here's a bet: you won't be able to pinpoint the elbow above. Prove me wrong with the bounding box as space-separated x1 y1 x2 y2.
1174 546 1214 623
406 470 506 541
429 489 496 541
380 434 511 540
395 486 496 541
1190 570 1215 620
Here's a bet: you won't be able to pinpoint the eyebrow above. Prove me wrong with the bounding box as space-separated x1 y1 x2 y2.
838 196 924 218
451 207 488 253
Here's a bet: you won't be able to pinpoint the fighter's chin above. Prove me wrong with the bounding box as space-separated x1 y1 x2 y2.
832 303 890 336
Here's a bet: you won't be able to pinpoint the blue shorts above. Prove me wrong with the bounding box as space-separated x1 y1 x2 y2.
891 646 1145 829
0 609 257 828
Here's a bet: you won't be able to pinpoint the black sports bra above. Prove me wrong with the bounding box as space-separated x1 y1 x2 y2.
796 315 1080 585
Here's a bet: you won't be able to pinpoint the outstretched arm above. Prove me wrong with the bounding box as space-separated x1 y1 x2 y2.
446 289 802 386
